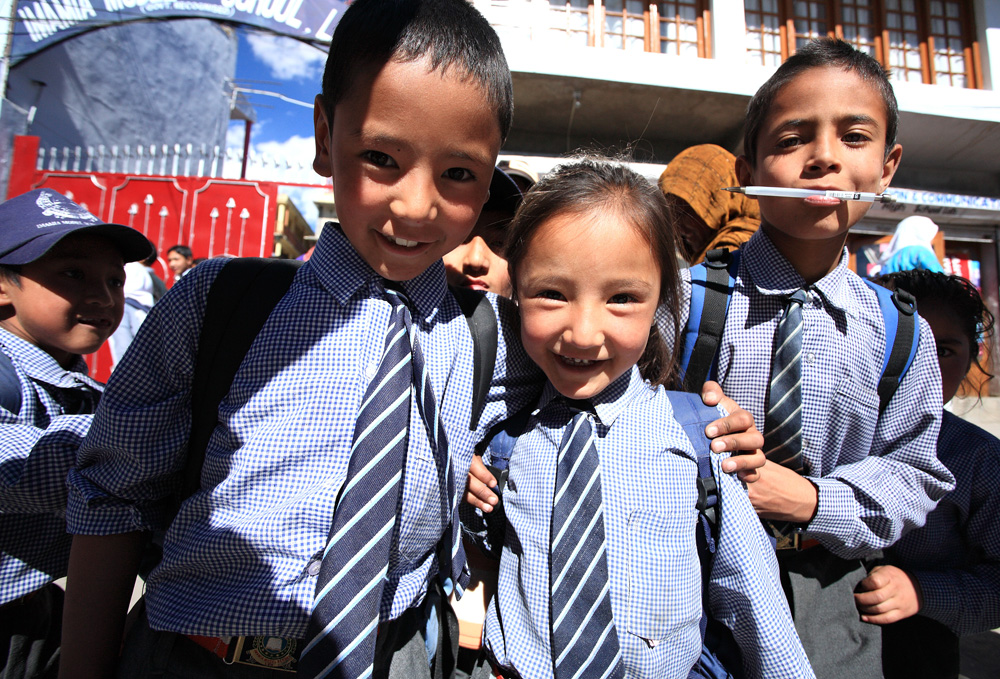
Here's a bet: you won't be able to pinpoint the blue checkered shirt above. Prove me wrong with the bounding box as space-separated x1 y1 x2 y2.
0 327 103 604
663 230 953 557
471 368 813 679
66 225 540 636
886 411 1000 634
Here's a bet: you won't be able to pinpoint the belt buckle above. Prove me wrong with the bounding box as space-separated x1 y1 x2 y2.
773 531 801 551
225 635 299 673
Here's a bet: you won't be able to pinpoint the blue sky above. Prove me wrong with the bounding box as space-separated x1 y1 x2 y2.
225 27 332 227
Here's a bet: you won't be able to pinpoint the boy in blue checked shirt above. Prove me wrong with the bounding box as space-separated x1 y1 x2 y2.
665 38 955 678
58 2 763 679
0 189 152 679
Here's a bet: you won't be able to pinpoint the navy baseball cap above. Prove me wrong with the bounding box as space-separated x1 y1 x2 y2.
484 167 523 218
0 189 153 266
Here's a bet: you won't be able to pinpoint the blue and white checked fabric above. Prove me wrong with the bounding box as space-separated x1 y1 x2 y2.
300 289 414 679
476 367 813 679
548 404 624 679
663 229 953 558
0 327 103 604
763 288 807 471
67 224 541 637
886 411 1000 635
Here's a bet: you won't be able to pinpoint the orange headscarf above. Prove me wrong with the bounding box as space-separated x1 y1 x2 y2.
658 144 760 265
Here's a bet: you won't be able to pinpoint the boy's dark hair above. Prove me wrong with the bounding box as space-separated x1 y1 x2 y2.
505 157 681 388
875 269 995 394
168 244 192 259
322 0 513 143
0 264 20 286
743 38 898 166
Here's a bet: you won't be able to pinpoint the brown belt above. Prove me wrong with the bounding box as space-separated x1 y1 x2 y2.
184 634 299 673
774 533 821 551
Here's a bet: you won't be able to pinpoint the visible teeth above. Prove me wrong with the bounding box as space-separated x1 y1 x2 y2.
387 235 419 247
562 356 594 366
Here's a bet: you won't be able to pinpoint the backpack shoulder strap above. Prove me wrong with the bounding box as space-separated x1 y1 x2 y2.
0 350 22 415
863 279 919 412
181 257 302 505
450 286 499 431
665 391 724 543
682 249 739 393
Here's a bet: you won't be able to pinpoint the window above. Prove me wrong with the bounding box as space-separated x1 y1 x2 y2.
547 0 709 57
744 0 981 88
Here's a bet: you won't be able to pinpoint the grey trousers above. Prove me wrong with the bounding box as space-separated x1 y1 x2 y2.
778 547 882 679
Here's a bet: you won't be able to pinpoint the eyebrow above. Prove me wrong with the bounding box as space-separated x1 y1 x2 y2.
776 113 881 131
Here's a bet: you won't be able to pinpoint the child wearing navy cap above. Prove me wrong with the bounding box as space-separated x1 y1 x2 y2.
0 188 151 678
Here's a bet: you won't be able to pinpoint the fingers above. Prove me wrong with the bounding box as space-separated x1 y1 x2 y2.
737 468 761 483
465 456 499 513
722 448 765 474
700 380 724 407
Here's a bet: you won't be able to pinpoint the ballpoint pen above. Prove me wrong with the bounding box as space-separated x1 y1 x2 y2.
723 186 897 203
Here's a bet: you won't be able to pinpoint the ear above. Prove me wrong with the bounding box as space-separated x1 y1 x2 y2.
313 94 333 179
880 143 903 193
735 155 754 187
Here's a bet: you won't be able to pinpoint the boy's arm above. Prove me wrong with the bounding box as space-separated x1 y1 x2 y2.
758 318 951 556
60 532 147 679
0 414 92 513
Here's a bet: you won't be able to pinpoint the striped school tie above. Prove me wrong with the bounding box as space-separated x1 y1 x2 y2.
550 404 625 679
300 287 415 679
764 288 809 472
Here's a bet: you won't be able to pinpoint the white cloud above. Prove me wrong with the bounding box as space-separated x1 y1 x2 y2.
246 33 326 81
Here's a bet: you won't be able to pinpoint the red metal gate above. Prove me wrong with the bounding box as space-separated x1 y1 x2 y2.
7 135 281 382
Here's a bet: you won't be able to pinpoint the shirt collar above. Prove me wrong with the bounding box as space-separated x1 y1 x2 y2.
535 366 648 429
0 326 102 392
306 223 447 318
741 228 853 311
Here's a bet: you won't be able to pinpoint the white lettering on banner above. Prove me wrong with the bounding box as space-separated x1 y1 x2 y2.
316 7 338 40
103 0 153 10
221 0 300 28
18 0 97 42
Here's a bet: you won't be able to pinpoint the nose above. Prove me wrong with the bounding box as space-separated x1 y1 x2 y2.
84 280 118 308
462 237 491 274
563 302 604 349
807 132 842 174
389 169 439 225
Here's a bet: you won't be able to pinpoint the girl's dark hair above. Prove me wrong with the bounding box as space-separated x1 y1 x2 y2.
875 269 995 394
743 37 899 167
505 157 681 388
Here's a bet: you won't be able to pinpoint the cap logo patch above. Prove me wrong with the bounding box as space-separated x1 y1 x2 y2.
36 191 100 226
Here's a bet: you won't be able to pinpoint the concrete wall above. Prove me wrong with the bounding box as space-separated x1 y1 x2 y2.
6 20 237 157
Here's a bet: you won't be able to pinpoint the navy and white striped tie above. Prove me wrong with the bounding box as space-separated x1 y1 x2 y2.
763 288 809 472
550 405 625 679
300 287 415 679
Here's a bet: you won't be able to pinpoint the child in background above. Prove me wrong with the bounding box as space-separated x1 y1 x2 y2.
857 270 1000 679
0 188 152 678
668 38 953 678
443 167 523 298
466 159 810 679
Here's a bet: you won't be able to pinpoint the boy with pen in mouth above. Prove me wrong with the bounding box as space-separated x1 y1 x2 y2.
663 37 953 678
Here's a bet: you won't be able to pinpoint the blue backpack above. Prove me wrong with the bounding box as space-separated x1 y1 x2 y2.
478 391 745 679
680 248 920 411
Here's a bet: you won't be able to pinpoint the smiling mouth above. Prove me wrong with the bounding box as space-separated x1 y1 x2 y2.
560 355 598 367
78 316 112 328
381 233 420 248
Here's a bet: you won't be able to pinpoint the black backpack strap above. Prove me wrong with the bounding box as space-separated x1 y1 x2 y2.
180 257 302 506
450 286 499 431
863 279 920 412
0 350 22 415
682 249 737 393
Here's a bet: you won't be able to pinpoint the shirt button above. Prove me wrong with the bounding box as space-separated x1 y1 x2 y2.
806 352 815 364
365 363 378 380
307 559 322 577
